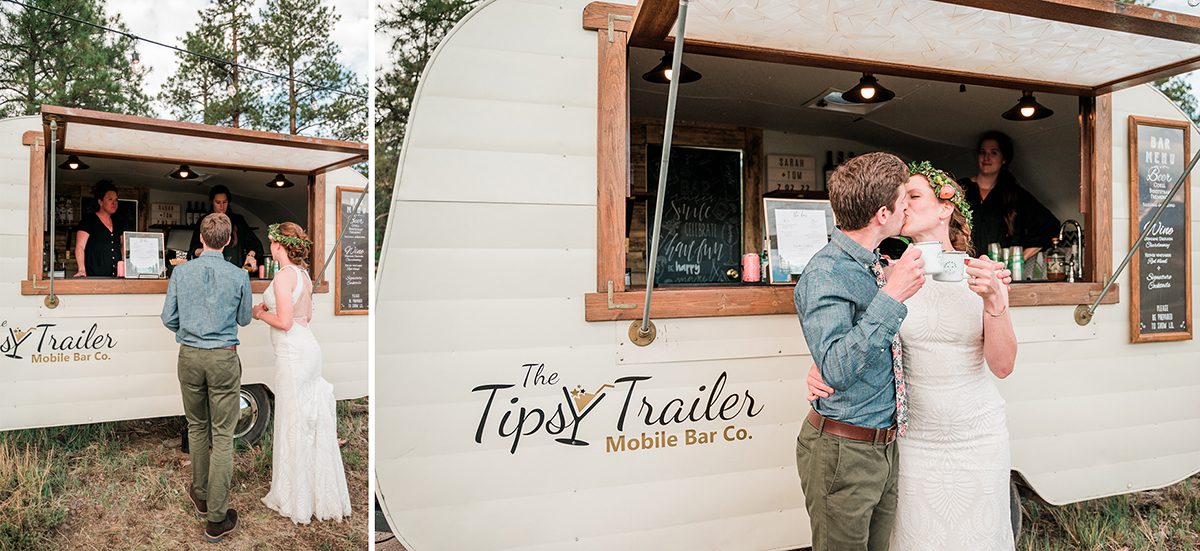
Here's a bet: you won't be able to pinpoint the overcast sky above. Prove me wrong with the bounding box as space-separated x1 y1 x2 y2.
107 0 369 117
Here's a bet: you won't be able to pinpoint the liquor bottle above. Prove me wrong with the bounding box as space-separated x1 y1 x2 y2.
186 202 194 225
243 250 257 274
822 151 834 190
836 151 845 166
760 237 770 282
1046 237 1068 282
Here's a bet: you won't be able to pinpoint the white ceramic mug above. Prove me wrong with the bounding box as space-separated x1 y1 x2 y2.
933 251 968 282
914 241 945 274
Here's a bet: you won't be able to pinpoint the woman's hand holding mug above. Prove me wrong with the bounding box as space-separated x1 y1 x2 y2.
966 256 1009 309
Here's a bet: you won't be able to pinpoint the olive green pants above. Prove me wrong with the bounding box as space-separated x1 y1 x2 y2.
795 419 899 551
177 345 241 523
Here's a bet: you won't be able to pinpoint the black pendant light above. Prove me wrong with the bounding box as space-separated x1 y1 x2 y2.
169 164 198 180
267 173 295 189
58 155 89 170
841 73 895 103
1002 90 1054 121
642 51 702 84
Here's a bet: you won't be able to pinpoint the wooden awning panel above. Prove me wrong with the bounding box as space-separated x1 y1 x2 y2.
619 0 1200 94
41 105 367 174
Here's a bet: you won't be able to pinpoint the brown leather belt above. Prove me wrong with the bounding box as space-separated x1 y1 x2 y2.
807 409 897 444
222 345 237 350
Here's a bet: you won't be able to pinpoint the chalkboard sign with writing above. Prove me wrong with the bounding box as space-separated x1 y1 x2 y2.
646 144 743 285
335 187 369 315
1128 116 1192 343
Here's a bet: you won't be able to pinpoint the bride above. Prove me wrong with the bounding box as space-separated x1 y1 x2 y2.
253 222 352 523
808 162 1018 549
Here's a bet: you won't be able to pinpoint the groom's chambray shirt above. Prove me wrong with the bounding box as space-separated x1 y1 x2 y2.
161 251 253 349
794 229 907 429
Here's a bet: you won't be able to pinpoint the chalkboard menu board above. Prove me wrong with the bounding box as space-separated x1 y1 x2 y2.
646 144 743 285
335 186 368 315
1128 116 1192 343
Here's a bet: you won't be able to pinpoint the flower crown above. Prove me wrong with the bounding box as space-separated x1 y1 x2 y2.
907 161 973 229
268 223 312 248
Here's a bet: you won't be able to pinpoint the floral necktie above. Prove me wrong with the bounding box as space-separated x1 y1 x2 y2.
869 259 907 436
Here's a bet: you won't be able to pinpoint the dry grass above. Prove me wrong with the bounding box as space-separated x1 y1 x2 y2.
0 399 368 551
0 444 67 550
1019 474 1200 551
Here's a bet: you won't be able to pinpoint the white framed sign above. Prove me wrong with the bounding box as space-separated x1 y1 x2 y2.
150 202 181 226
766 154 818 192
122 231 166 279
763 198 836 284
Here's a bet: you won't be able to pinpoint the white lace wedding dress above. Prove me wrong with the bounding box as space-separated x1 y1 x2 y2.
890 278 1014 550
261 264 352 524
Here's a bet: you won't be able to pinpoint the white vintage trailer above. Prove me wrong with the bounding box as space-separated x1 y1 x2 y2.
376 1 1200 549
0 107 369 443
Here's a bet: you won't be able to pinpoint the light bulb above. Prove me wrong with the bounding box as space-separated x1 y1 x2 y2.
861 86 876 100
1020 106 1035 118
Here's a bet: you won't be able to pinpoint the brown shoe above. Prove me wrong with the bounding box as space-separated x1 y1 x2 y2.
188 486 207 519
204 508 238 543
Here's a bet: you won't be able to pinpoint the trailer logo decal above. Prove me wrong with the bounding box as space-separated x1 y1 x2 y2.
2 321 117 362
471 363 762 454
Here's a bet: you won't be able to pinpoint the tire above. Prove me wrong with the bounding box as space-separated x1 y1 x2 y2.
234 384 272 445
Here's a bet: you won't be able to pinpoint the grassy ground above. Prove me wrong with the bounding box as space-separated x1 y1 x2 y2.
368 474 1200 551
1018 474 1200 551
0 398 368 551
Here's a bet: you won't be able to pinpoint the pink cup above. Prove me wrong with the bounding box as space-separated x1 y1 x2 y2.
742 253 761 282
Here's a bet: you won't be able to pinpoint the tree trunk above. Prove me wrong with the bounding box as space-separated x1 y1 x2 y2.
232 23 240 128
289 64 296 135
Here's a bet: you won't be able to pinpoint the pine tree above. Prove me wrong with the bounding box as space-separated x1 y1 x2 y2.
0 0 150 117
1153 76 1200 125
159 28 232 125
159 0 264 128
374 0 477 255
257 0 365 140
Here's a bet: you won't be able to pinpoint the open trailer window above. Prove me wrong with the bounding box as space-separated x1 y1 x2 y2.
20 107 366 297
582 4 1118 321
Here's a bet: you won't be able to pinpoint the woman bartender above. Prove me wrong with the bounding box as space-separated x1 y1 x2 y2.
957 131 1060 259
74 180 123 277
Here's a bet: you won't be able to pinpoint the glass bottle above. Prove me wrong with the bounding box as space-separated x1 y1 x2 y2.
760 237 770 282
1046 237 1068 282
822 151 834 190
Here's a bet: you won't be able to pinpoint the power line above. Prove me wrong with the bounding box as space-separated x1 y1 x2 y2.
0 0 367 100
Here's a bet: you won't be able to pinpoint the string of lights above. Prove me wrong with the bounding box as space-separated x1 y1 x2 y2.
0 0 367 100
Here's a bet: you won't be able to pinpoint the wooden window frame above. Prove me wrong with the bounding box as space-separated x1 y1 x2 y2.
582 3 1116 322
20 130 330 296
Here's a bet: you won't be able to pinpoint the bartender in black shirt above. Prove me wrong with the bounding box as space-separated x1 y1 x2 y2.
74 180 123 277
188 185 264 271
957 131 1060 259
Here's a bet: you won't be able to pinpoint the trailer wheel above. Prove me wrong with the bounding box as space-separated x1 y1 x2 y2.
1010 475 1023 542
234 384 272 445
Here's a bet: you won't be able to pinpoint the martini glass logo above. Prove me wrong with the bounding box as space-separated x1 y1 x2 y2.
555 383 614 446
2 325 34 359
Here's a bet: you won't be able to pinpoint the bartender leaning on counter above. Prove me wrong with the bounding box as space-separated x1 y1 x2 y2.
187 185 264 271
957 131 1060 259
74 180 124 278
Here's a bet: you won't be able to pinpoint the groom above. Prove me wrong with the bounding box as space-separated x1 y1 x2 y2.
161 212 253 543
793 152 925 550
